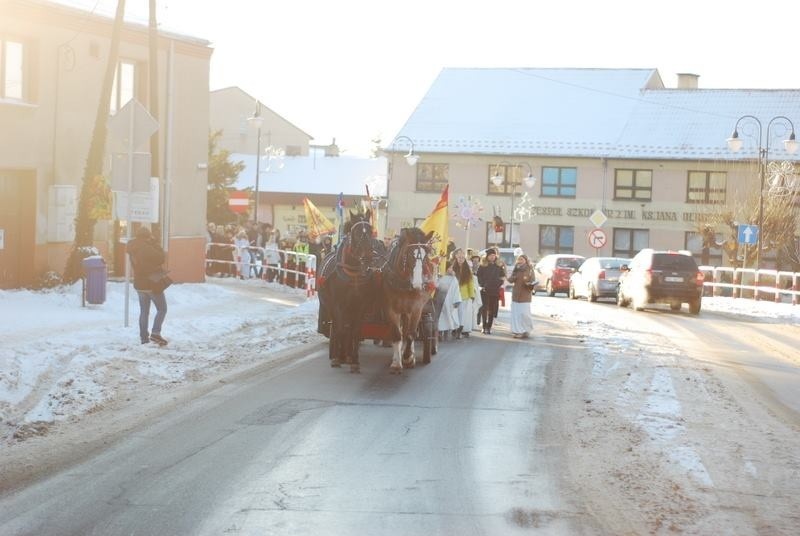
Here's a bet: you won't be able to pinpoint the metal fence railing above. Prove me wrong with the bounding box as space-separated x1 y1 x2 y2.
698 265 799 305
205 242 318 296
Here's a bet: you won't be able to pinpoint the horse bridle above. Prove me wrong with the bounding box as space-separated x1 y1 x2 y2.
338 220 374 278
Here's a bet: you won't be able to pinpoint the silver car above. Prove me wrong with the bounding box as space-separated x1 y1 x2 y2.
569 256 630 302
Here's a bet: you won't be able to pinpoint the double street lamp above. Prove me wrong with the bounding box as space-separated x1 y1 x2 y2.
385 135 419 233
490 161 535 247
247 100 264 223
727 115 798 269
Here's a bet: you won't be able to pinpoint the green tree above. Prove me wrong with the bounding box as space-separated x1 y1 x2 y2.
207 129 245 225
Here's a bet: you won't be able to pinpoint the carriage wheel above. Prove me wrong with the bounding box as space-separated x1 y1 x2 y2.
328 321 341 366
421 313 434 364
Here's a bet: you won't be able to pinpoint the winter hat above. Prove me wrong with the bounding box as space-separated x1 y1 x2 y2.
136 226 152 239
514 247 524 258
486 248 497 256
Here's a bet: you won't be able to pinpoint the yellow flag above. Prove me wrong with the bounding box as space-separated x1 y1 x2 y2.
419 184 449 258
303 197 336 241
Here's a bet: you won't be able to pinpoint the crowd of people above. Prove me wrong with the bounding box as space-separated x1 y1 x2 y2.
205 220 537 340
205 221 333 286
433 244 536 341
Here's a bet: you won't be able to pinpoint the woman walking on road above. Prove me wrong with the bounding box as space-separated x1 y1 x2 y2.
508 253 535 338
476 248 506 335
451 248 477 338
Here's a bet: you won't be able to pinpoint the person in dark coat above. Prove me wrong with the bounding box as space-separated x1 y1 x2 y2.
476 248 506 335
127 226 169 346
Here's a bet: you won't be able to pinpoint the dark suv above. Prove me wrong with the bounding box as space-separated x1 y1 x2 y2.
616 249 703 314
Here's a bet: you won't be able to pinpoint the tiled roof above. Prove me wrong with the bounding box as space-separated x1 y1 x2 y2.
390 68 800 162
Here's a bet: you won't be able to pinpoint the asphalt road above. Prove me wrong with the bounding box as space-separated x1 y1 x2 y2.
0 317 589 536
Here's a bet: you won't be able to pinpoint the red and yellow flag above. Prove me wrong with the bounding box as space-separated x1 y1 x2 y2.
303 197 336 241
419 184 449 258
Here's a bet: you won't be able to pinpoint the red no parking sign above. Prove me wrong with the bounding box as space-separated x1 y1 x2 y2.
588 228 607 249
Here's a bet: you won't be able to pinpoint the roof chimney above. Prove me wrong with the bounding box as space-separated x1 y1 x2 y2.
325 138 340 157
676 73 699 89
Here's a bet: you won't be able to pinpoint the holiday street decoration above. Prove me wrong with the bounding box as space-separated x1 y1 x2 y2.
514 192 536 223
452 195 483 251
766 160 797 197
452 196 483 229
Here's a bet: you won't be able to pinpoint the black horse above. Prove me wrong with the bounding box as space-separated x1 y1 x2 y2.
317 210 375 373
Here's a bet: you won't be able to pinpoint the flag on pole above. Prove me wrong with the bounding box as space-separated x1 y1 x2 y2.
336 192 345 239
303 197 336 241
419 184 449 259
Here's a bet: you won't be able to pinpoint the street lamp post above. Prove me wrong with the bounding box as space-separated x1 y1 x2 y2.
727 115 798 269
490 161 536 247
386 135 419 233
247 100 264 223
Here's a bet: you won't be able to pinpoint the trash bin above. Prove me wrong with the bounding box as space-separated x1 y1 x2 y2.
82 255 107 305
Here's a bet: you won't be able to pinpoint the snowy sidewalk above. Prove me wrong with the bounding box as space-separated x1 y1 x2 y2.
0 278 321 440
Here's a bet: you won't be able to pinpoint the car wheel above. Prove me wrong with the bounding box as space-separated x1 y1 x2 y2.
546 280 555 297
670 301 681 311
689 299 701 315
588 284 597 302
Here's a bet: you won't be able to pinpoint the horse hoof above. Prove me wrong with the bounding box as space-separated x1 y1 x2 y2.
331 359 342 368
402 359 416 369
350 364 360 374
389 365 402 375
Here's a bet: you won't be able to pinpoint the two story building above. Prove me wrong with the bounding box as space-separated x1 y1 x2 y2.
385 68 800 267
0 0 212 288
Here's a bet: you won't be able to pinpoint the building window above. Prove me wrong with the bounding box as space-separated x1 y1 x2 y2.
614 169 652 201
613 228 649 258
1 38 26 100
416 163 449 192
539 225 574 255
110 59 137 114
541 167 577 198
484 220 518 248
687 171 726 204
488 164 525 194
685 231 723 266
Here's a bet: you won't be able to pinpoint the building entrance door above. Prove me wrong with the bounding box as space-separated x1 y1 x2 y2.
0 171 34 289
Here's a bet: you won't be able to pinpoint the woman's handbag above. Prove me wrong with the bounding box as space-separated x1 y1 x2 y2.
147 271 173 293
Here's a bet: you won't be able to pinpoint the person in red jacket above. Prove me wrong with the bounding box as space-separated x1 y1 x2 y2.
127 226 169 346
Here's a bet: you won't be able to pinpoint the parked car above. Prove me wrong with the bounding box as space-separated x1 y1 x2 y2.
569 256 630 302
616 249 703 314
533 254 585 296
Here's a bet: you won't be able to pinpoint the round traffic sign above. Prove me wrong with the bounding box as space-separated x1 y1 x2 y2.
588 228 607 249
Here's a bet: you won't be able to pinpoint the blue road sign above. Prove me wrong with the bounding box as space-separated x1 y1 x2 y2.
737 224 758 245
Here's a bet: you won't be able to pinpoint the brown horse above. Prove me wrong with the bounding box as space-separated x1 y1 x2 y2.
317 210 375 372
379 227 436 374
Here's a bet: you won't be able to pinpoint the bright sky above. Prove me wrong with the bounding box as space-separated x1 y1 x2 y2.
58 0 800 156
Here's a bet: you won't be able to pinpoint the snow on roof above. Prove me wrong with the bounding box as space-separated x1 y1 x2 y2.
232 150 387 197
390 67 800 161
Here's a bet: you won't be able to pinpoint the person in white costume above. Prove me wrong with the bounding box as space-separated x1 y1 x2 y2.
234 230 252 279
434 262 462 341
507 253 535 338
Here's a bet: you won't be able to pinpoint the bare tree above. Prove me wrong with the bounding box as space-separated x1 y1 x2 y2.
64 0 127 282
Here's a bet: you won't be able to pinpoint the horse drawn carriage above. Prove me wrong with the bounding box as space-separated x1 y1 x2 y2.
316 212 438 374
